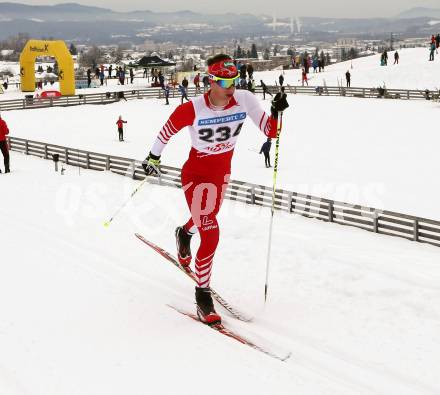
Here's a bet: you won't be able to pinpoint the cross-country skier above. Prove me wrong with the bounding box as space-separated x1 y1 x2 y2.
142 54 289 324
116 115 127 141
260 137 272 167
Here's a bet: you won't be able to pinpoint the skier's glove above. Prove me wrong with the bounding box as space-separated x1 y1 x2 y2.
142 152 161 176
270 92 289 119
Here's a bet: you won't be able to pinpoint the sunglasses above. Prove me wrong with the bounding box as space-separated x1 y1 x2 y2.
209 74 239 89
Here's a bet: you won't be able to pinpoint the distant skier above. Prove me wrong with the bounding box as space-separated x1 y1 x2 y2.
394 51 399 64
0 113 10 173
278 73 284 86
301 68 308 86
382 50 388 66
116 115 127 142
260 137 272 167
345 70 351 87
260 80 273 100
141 54 289 325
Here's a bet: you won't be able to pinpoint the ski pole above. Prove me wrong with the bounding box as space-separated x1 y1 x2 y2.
103 164 160 228
264 111 283 303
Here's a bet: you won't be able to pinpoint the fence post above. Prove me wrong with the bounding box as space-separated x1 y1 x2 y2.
413 219 419 241
407 90 410 100
44 144 48 159
290 192 296 213
85 152 90 169
131 161 137 179
50 98 53 107
106 156 110 170
373 211 379 233
248 187 255 205
65 148 69 165
294 86 297 94
25 140 29 155
328 201 334 222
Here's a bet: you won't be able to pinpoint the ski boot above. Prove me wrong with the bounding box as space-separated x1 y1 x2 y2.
195 286 221 325
175 226 192 267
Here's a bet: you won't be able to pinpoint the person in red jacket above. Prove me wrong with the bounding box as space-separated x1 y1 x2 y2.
0 113 10 173
116 115 127 142
142 54 289 324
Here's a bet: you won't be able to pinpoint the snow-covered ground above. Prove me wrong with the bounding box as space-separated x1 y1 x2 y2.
6 93 440 220
1 152 439 395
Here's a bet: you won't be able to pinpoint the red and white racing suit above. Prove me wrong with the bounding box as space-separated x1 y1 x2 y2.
150 90 278 288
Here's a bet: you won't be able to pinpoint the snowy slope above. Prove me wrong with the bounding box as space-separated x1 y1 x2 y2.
6 94 440 220
1 152 439 395
256 47 440 90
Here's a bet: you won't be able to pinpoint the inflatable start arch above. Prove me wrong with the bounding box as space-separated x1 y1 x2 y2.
20 40 75 96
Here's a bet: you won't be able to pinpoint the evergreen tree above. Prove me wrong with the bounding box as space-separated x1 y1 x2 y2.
251 43 258 59
69 43 77 55
273 45 279 56
235 45 243 58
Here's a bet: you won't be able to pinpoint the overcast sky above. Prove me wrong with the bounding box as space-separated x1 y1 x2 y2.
7 0 440 18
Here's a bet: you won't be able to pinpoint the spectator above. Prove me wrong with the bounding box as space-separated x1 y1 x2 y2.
99 70 105 86
345 70 351 87
394 51 399 64
278 73 284 86
0 113 10 173
202 75 210 92
108 65 113 78
116 115 127 142
163 84 170 105
143 67 147 78
159 71 165 88
194 72 201 94
179 83 189 104
87 68 92 88
429 41 435 61
2 80 8 90
119 67 125 85
129 68 134 84
247 64 254 79
436 34 440 52
260 138 272 168
260 80 273 100
239 64 247 79
312 58 319 73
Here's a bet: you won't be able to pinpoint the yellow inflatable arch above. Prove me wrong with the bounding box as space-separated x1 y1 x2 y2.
20 40 75 96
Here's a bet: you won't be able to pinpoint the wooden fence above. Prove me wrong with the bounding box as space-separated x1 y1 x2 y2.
8 136 440 248
1 84 438 113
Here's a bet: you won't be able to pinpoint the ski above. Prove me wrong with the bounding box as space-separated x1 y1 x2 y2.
168 304 291 362
135 233 252 322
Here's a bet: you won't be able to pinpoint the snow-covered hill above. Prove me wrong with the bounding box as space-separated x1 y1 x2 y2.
256 47 440 90
1 152 439 395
